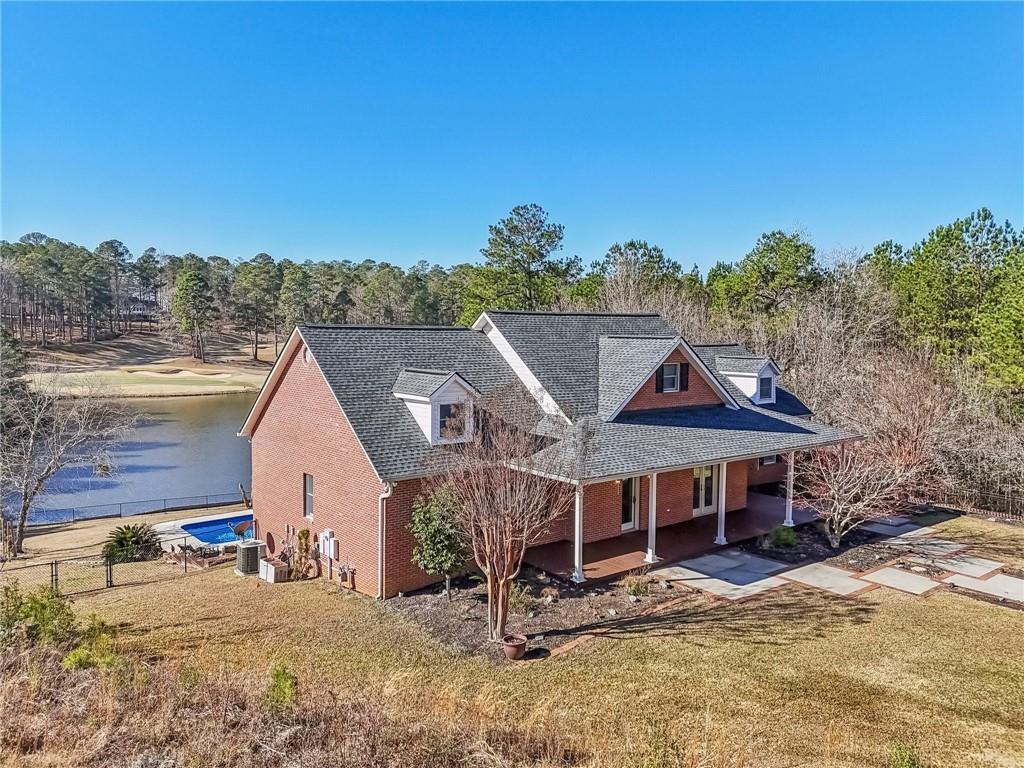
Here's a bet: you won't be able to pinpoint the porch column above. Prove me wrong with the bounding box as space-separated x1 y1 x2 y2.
783 451 795 527
714 461 728 545
644 472 658 563
571 484 585 583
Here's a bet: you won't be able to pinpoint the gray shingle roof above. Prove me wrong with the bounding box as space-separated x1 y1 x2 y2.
393 368 467 398
293 317 855 483
483 311 677 417
298 325 526 480
597 336 678 417
715 355 773 375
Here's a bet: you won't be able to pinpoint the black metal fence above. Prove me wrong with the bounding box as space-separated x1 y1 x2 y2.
0 536 232 596
921 488 1024 522
27 491 250 527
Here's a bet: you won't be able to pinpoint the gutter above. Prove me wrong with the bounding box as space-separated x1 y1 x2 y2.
376 481 394 599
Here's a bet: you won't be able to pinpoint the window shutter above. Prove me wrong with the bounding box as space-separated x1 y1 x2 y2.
655 365 664 393
680 363 690 391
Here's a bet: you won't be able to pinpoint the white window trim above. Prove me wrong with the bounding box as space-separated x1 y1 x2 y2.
661 362 680 393
759 454 778 466
433 397 473 445
303 473 314 520
757 374 775 403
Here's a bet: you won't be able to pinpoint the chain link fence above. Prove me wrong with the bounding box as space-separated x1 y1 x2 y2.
0 536 234 596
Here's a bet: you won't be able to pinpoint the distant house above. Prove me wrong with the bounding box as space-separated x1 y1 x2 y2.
238 311 854 598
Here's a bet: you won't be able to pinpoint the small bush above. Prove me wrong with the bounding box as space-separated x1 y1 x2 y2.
621 570 651 597
103 523 161 563
889 742 923 768
265 661 298 713
770 525 799 548
63 616 121 670
507 581 537 615
20 586 76 645
1 581 24 641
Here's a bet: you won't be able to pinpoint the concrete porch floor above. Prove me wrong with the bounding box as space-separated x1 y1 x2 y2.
523 492 818 582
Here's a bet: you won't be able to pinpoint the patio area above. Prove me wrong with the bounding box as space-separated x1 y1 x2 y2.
524 492 817 582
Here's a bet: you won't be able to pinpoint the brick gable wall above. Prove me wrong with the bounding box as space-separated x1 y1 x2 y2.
622 349 725 412
249 341 385 598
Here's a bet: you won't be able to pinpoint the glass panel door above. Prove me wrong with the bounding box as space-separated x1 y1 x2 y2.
621 477 637 530
692 465 717 517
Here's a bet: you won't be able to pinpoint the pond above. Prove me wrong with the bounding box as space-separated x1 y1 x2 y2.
27 393 257 525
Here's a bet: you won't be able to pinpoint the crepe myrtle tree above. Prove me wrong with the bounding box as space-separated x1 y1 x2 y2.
437 385 590 642
408 487 465 600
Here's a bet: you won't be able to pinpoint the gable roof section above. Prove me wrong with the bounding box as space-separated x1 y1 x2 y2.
597 336 679 417
478 311 680 417
392 368 478 400
715 354 779 377
284 325 524 480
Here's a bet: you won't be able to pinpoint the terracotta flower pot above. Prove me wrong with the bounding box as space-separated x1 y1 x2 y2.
502 633 527 661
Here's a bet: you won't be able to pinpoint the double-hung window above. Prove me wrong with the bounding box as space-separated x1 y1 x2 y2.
438 402 469 441
303 473 314 519
758 375 774 401
660 363 680 393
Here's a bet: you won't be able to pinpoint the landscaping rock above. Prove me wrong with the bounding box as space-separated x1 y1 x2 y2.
607 608 618 617
627 594 640 603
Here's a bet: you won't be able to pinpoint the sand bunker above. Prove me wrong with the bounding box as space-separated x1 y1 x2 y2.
126 368 234 379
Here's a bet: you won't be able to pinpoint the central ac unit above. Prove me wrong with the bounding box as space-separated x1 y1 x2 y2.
236 540 266 575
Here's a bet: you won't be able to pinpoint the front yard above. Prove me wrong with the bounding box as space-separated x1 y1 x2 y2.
55 514 1024 768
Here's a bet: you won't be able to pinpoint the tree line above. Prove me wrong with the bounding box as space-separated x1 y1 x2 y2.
1 204 1020 396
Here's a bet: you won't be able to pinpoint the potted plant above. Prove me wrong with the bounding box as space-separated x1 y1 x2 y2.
501 633 527 661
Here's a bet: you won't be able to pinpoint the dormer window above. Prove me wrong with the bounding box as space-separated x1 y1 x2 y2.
437 402 470 442
758 375 774 401
393 368 477 445
655 362 688 393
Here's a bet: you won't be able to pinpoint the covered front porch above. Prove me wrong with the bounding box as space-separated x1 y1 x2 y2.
525 492 816 582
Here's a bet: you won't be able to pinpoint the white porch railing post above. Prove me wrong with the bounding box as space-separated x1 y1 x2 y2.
571 484 586 583
644 472 658 563
784 451 795 527
714 462 728 545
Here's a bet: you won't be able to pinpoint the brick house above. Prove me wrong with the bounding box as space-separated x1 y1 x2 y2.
238 311 853 598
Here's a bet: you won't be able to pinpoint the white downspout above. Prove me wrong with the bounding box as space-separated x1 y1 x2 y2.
376 482 394 599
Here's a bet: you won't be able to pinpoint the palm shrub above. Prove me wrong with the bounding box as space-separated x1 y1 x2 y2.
102 523 161 563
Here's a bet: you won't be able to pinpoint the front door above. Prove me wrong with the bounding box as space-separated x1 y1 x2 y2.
692 465 717 516
621 476 638 531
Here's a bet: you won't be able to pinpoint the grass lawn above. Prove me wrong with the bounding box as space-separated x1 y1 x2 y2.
74 515 1024 767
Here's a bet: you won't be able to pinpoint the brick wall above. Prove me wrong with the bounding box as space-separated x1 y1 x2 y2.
250 340 386 598
747 455 787 486
623 349 724 412
725 459 748 511
381 477 442 597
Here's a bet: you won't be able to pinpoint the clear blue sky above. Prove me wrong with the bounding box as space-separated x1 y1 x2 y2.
2 2 1021 273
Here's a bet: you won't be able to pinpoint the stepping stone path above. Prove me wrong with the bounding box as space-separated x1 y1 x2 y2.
861 567 940 595
653 521 1022 607
945 573 1024 602
907 553 1003 578
780 563 868 596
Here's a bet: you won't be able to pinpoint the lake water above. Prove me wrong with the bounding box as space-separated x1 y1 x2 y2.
28 393 257 524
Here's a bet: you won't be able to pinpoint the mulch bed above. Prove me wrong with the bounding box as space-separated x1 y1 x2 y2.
737 522 946 575
382 567 682 660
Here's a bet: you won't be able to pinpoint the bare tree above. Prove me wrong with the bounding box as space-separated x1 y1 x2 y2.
0 375 135 553
435 387 587 642
796 351 957 546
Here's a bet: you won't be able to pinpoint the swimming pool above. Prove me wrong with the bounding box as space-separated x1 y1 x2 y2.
180 513 254 545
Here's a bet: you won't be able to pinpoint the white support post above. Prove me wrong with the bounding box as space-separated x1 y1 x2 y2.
644 473 658 563
784 451 795 527
714 462 728 545
571 484 586 583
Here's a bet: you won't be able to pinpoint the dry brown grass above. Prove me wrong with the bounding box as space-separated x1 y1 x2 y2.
12 515 1024 767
